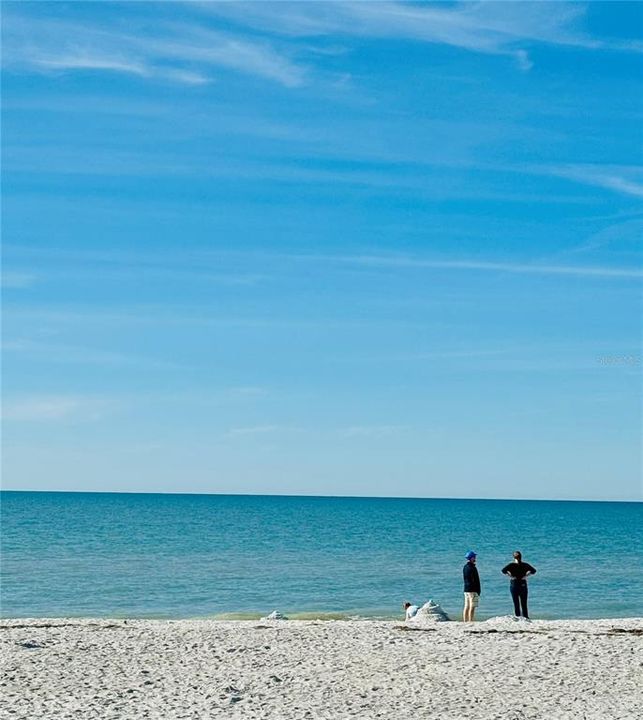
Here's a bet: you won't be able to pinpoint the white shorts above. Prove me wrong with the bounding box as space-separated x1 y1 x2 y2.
464 592 479 607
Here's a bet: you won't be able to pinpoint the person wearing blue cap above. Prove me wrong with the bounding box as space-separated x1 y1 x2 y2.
462 550 481 622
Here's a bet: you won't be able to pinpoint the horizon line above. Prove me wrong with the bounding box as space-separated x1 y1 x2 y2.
1 489 640 504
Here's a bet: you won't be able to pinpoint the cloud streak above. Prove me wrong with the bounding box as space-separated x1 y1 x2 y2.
2 395 110 422
2 12 306 87
34 53 150 77
5 246 640 290
336 254 643 279
5 1 641 92
200 1 643 69
546 165 643 199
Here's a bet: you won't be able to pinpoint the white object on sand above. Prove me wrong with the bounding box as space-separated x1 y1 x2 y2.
407 599 450 623
261 610 288 621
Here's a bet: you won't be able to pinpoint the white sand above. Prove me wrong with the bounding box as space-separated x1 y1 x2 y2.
1 617 641 719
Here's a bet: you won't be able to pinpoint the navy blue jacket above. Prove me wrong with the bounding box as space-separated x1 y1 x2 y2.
463 561 481 594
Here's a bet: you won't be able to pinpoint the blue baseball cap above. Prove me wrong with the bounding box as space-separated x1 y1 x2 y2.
465 550 477 559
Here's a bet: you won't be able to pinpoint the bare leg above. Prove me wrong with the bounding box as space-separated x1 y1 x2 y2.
463 596 473 622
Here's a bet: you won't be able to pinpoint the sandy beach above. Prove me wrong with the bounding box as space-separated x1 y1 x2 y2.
1 617 641 719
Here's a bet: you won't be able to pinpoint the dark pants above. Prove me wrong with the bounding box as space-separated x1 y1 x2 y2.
510 581 529 618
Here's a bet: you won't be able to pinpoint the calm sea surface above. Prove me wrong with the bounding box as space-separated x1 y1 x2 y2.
1 492 641 620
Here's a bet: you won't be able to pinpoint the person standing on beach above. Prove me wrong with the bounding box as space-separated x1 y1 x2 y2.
462 550 481 622
502 551 536 619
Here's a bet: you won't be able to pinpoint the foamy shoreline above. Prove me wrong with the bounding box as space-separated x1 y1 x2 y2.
2 617 641 719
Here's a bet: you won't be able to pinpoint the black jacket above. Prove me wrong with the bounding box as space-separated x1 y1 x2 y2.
502 561 536 581
463 561 481 594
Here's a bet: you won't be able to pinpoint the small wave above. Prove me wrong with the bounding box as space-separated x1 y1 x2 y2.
210 612 264 621
288 612 367 621
209 609 400 622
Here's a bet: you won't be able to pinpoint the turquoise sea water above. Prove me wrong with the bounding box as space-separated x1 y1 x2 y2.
1 492 641 620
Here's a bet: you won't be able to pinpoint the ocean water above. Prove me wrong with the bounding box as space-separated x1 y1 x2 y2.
1 492 641 620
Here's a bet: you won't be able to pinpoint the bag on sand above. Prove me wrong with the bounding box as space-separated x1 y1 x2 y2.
408 599 450 623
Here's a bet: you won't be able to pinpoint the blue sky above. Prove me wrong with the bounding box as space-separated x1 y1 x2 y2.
2 1 641 500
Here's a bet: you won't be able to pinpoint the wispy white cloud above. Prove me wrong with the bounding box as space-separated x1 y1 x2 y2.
34 53 150 78
557 218 643 257
4 245 640 305
5 1 639 94
331 253 643 279
199 1 643 69
3 246 265 288
145 23 307 87
546 164 643 199
2 305 398 330
162 67 211 86
37 54 210 86
0 145 609 207
2 12 306 87
2 395 110 422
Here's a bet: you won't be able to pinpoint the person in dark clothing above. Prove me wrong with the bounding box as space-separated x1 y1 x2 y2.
462 550 481 622
502 550 536 619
